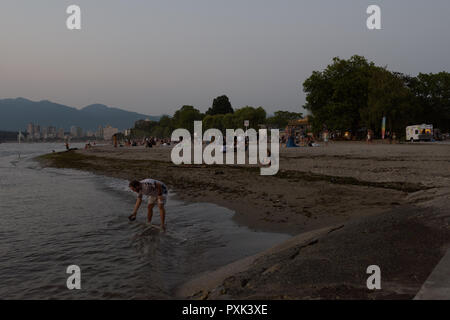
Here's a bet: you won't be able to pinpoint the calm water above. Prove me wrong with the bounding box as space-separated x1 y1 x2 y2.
0 143 289 299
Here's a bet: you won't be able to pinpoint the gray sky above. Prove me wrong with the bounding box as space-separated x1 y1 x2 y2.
1 0 449 115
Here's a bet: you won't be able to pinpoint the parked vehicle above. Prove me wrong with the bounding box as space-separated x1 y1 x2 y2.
406 124 433 142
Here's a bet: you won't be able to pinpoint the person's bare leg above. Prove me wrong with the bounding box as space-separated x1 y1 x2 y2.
158 204 166 230
147 204 155 224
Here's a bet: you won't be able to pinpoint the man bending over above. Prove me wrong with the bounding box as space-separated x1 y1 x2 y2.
128 179 168 230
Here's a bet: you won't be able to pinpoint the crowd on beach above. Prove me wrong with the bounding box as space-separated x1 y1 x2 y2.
281 128 406 147
123 137 173 148
80 125 449 152
105 130 397 151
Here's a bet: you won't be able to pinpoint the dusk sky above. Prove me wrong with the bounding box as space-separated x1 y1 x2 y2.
1 0 449 116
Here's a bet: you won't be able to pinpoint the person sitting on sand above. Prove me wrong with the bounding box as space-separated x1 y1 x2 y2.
128 179 168 230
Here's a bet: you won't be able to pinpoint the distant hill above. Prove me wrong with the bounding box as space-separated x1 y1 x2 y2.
0 98 160 131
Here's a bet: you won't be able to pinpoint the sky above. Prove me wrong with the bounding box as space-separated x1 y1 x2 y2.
1 0 449 116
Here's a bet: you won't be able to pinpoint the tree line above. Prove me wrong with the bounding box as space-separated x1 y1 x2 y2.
131 55 449 139
303 55 450 137
130 95 302 138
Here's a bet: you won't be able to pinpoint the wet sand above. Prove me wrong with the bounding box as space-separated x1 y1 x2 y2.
38 141 450 299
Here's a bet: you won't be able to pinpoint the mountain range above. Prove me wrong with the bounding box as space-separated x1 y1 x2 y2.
0 98 160 131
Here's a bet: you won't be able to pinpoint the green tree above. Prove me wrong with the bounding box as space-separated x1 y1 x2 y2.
134 119 159 131
303 55 375 133
361 68 416 137
409 72 450 132
158 115 173 130
222 113 235 130
206 95 234 115
232 106 266 129
151 126 164 138
203 114 226 132
203 106 267 133
266 111 303 129
172 105 204 133
132 119 159 138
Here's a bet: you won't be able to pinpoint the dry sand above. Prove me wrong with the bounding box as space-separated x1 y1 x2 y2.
38 141 450 299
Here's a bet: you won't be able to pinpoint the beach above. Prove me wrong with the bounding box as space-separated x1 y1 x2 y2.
38 141 450 299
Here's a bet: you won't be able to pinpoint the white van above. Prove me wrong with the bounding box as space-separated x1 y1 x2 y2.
406 124 433 142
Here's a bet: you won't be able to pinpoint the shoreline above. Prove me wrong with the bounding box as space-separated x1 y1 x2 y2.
36 142 450 299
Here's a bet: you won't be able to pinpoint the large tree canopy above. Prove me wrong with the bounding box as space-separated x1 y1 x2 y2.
206 95 234 116
172 105 204 133
203 106 266 131
303 55 375 133
233 106 267 130
361 68 417 135
303 55 450 136
408 72 450 132
266 111 303 129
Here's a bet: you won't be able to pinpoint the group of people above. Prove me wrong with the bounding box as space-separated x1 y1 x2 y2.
282 129 399 145
84 141 96 149
123 137 172 148
281 129 321 148
367 130 397 144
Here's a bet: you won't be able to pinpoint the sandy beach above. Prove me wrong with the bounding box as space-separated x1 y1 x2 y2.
38 141 450 299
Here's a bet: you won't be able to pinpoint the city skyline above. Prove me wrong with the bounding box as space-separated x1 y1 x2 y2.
1 1 449 116
24 122 119 141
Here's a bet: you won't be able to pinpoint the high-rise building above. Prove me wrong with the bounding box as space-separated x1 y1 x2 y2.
96 125 104 139
42 127 48 139
70 126 77 137
27 123 34 136
34 125 41 139
103 125 119 141
70 126 83 138
47 126 57 139
57 128 65 139
86 130 95 137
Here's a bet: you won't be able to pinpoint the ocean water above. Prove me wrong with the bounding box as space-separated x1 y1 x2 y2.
0 143 290 299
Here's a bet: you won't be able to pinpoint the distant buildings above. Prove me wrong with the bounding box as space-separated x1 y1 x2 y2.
70 126 77 137
86 130 95 137
26 122 41 140
24 122 119 141
34 125 41 139
57 128 65 139
27 123 34 136
102 125 119 140
70 126 83 138
96 125 104 139
45 126 57 139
